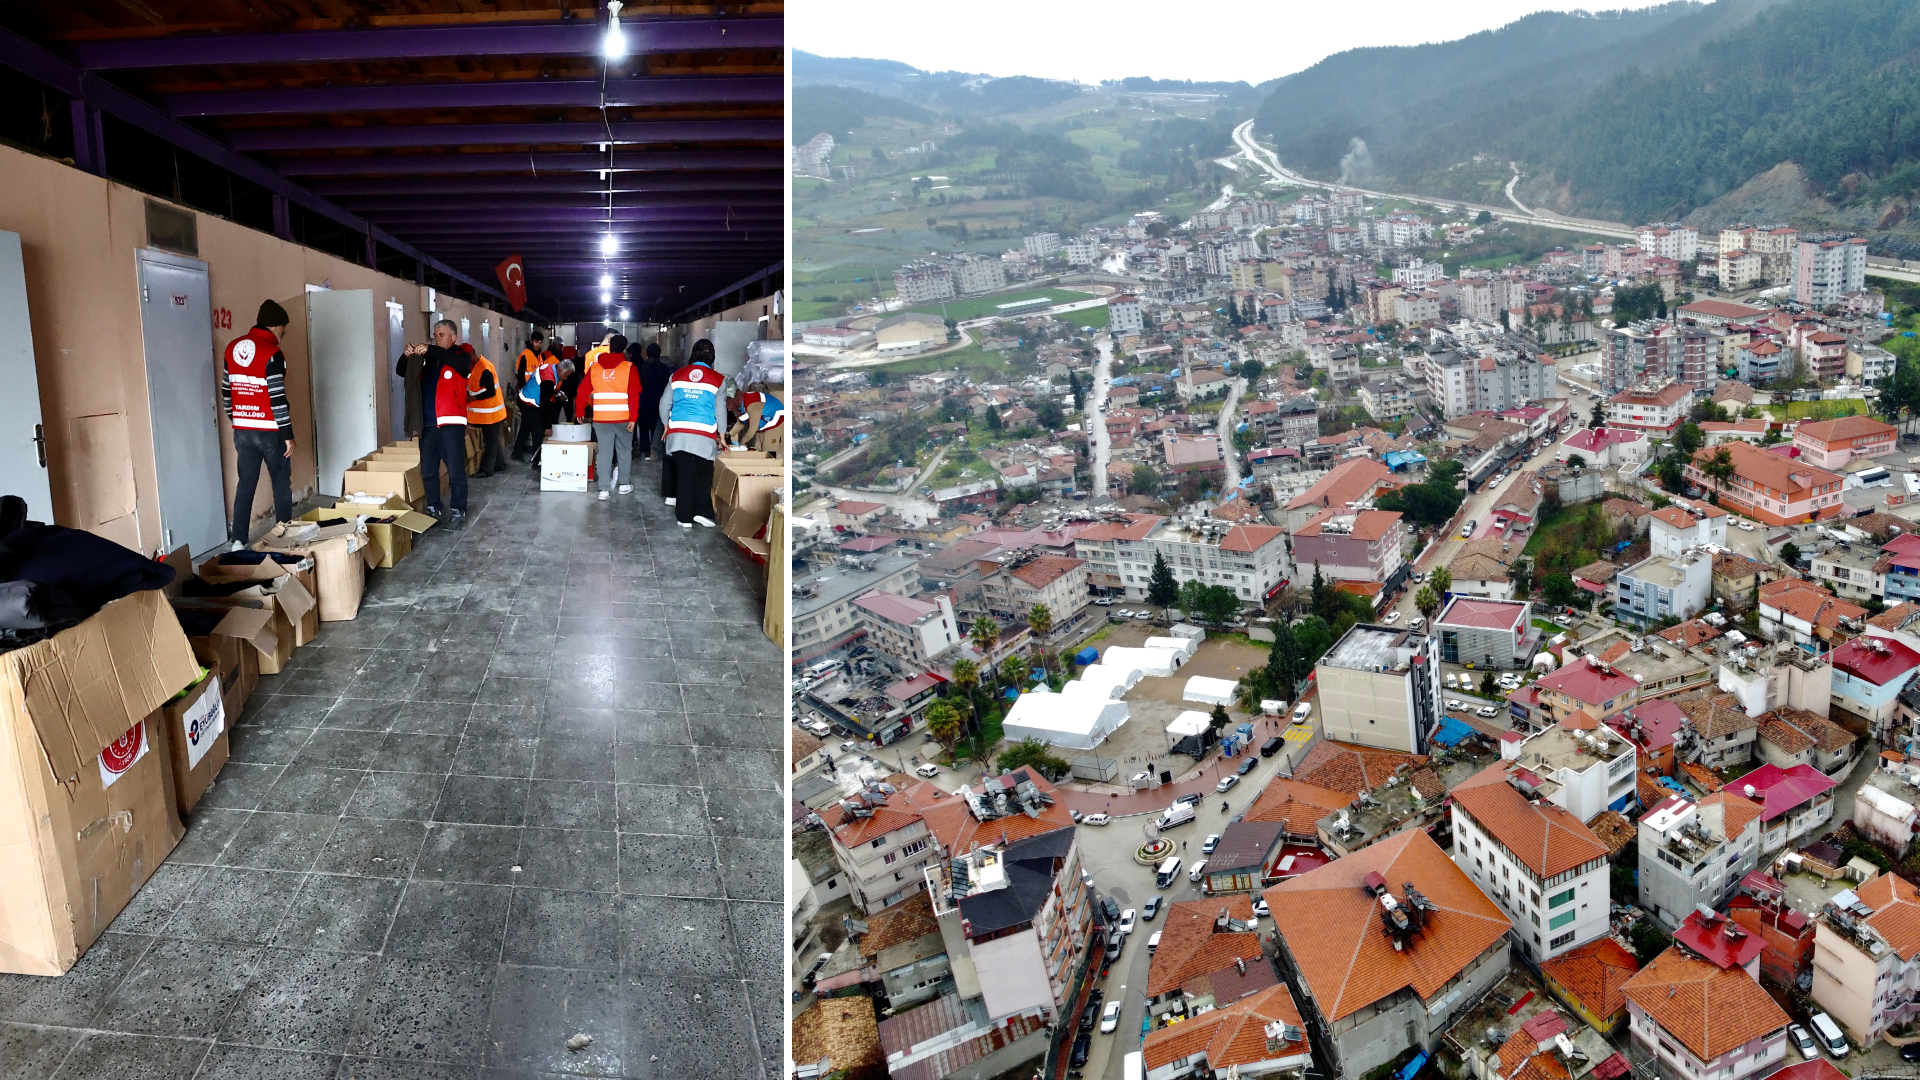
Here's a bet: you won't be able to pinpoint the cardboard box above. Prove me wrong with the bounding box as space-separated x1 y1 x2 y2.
763 503 786 647
0 589 197 974
189 560 314 672
342 458 425 503
378 441 421 462
271 521 374 622
156 669 227 818
327 495 436 568
712 454 784 542
541 441 591 492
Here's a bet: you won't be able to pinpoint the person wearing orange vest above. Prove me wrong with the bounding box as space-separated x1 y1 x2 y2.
510 331 552 462
221 299 295 548
466 346 507 477
580 333 640 502
399 319 473 520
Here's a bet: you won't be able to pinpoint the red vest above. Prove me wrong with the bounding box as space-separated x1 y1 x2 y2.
224 327 280 431
434 365 468 426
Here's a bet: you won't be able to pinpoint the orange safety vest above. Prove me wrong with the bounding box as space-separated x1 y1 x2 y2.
466 357 506 424
586 359 637 423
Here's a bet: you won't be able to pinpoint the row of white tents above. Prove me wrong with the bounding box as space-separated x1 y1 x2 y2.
1001 628 1221 751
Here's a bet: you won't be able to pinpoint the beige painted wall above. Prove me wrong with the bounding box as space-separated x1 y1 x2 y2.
0 143 526 553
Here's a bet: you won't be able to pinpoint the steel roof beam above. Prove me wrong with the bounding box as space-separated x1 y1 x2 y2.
224 118 782 152
166 75 782 117
312 174 781 196
68 17 781 69
271 149 777 176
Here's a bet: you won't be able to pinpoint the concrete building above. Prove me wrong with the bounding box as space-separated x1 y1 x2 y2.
1793 415 1898 470
1612 549 1712 629
826 779 954 913
1314 624 1441 755
793 555 922 665
1022 232 1060 259
1809 872 1920 1045
948 253 1006 296
1062 236 1098 266
1433 596 1533 670
874 312 949 357
978 554 1090 637
793 132 835 178
1648 504 1728 558
1291 510 1407 585
1358 375 1416 421
926 824 1093 1025
1828 634 1920 739
1141 984 1312 1080
1118 517 1290 608
1622 944 1789 1080
1605 381 1692 439
1531 654 1643 725
1109 294 1144 336
1500 718 1637 821
1451 763 1611 961
1634 793 1763 930
893 261 956 304
1792 236 1868 308
1266 831 1511 1080
1739 762 1838 853
852 591 962 672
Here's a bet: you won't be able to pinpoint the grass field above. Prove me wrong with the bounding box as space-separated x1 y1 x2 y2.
870 342 1017 382
1775 398 1870 421
907 287 1103 322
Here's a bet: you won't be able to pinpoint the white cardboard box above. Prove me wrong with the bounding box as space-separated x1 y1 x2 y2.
541 442 590 492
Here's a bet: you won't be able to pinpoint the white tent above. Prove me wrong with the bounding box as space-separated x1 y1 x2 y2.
1166 710 1213 737
1078 661 1142 697
1144 635 1199 660
1183 675 1238 706
1103 645 1183 677
1001 692 1130 751
1169 623 1206 642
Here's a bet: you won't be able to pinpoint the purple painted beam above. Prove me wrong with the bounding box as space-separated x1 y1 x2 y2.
69 17 781 70
271 149 778 177
223 118 783 152
354 206 781 223
165 75 782 117
311 174 781 197
0 24 518 311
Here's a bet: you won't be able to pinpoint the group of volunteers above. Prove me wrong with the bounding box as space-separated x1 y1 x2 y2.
220 300 782 539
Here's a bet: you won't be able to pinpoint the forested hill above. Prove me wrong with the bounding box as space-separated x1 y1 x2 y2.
793 51 1084 119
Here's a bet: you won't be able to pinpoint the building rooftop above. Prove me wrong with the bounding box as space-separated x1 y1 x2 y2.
1796 415 1896 445
1285 455 1393 512
1619 550 1706 590
795 555 921 619
1146 894 1263 998
1620 946 1788 1061
1297 509 1403 542
1436 596 1530 632
1141 983 1309 1074
1451 763 1610 878
852 590 943 626
1534 655 1642 711
1732 763 1838 823
1539 937 1641 1022
1671 908 1765 971
1320 624 1423 673
1830 635 1920 686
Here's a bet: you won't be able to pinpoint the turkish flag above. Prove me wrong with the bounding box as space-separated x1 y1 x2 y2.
495 253 527 311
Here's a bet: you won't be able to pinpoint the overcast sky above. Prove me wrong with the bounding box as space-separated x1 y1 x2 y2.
794 0 1682 85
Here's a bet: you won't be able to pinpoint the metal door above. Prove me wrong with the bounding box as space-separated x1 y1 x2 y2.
307 288 378 497
480 319 491 360
386 301 407 441
0 232 52 516
137 249 225 556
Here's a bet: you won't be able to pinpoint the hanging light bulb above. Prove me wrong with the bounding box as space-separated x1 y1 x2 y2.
599 233 618 256
600 273 613 289
600 291 612 304
618 308 631 321
603 1 627 59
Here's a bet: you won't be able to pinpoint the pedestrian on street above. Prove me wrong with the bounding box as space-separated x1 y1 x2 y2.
222 299 296 548
402 319 472 521
580 333 640 502
659 338 727 529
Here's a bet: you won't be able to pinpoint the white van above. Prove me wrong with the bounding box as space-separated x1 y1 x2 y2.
1188 859 1208 883
1147 930 1162 954
1154 857 1182 889
1809 1013 1848 1058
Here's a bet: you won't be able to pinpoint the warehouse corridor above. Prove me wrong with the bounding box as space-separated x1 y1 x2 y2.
0 469 784 1079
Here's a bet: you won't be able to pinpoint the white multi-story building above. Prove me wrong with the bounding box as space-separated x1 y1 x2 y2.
1623 940 1789 1080
852 591 962 671
1637 223 1699 262
1023 232 1061 260
1451 764 1611 961
792 555 922 665
793 132 835 178
1108 294 1144 336
1082 514 1289 607
1792 236 1869 308
1498 721 1637 822
949 253 1006 296
1647 501 1728 558
1062 236 1098 266
1635 793 1763 930
1453 277 1497 322
1315 624 1441 755
1810 872 1920 1044
893 261 955 305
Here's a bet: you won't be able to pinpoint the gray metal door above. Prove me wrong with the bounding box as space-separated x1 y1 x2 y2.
137 249 225 557
0 232 52 516
307 288 378 497
387 301 407 441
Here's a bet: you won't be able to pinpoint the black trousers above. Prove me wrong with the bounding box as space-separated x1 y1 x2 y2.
632 419 658 460
661 450 714 524
512 400 544 458
475 421 506 475
231 428 292 543
420 423 469 513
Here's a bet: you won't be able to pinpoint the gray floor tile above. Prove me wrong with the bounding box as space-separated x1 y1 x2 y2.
728 900 783 980
709 786 782 838
258 764 364 815
169 807 253 865
273 875 407 953
484 966 624 1077
336 1056 474 1080
714 837 782 903
433 775 528 826
50 1032 210 1079
514 829 618 894
414 823 523 885
614 784 709 837
524 779 614 830
531 737 615 783
226 724 316 766
452 735 538 778
615 896 736 976
320 697 403 733
0 1022 83 1080
108 863 204 935
539 706 619 741
346 957 493 1065
92 937 259 1037
378 732 460 774
465 704 544 740
345 771 447 820
217 947 377 1053
383 881 509 963
0 932 151 1026
194 1045 340 1080
616 834 722 899
196 762 284 810
163 867 304 945
502 890 621 969
216 812 337 872
623 975 764 1080
611 740 696 785
291 727 387 769
385 700 476 736
610 711 690 748
314 817 429 878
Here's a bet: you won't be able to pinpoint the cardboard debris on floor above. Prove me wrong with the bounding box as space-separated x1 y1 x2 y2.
0 588 199 975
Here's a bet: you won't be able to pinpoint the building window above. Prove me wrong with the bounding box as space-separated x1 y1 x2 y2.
1551 930 1577 949
1550 909 1578 930
1549 888 1575 908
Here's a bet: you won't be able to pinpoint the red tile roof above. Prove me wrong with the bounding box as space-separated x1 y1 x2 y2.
1539 936 1641 1025
1796 416 1897 446
1147 895 1263 997
1435 597 1529 632
1534 656 1641 711
1830 635 1920 686
1853 873 1920 961
1141 983 1309 1072
1672 909 1766 970
1219 525 1288 554
1732 763 1837 822
1285 456 1392 512
1451 764 1610 878
1298 509 1403 542
1621 946 1788 1060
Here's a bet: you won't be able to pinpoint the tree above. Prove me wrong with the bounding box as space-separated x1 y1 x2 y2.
925 701 964 757
996 737 1069 779
1209 703 1231 732
970 616 1001 677
1566 454 1587 470
1430 566 1452 596
1131 463 1161 495
1026 604 1054 671
1147 551 1180 608
1700 446 1736 489
1475 210 1493 225
1781 541 1802 566
1629 918 1672 966
1415 586 1439 620
984 407 1003 432
1589 399 1606 428
1480 670 1497 696
1000 655 1029 691
1542 573 1577 607
1067 370 1085 411
1239 358 1264 383
949 659 981 731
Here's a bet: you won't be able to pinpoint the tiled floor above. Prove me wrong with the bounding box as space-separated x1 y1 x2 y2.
0 464 785 1080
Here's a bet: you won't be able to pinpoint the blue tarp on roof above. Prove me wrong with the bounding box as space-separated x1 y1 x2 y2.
1431 715 1478 747
1383 450 1427 471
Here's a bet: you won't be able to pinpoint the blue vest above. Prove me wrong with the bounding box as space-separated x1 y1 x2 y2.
667 362 723 442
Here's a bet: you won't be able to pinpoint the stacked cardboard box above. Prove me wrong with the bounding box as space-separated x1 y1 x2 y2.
763 502 787 647
257 519 379 623
322 495 436 568
192 556 317 673
711 450 784 543
344 442 426 506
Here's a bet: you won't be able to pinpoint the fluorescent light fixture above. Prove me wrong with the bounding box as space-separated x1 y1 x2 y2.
618 308 631 320
603 1 627 58
600 291 612 304
600 273 613 289
599 233 618 256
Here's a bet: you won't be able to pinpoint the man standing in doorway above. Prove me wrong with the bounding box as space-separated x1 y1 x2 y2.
635 341 672 462
661 338 727 529
402 319 472 521
222 299 296 548
581 334 640 502
466 343 507 477
510 331 550 462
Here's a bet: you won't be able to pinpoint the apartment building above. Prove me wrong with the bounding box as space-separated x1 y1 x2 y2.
1623 942 1789 1080
1531 654 1643 724
1500 719 1637 821
1098 516 1290 606
1613 549 1712 629
793 555 921 665
1637 223 1699 261
949 253 1006 296
1433 596 1532 670
1809 872 1920 1044
1648 503 1729 557
1829 635 1920 738
852 591 962 671
1683 443 1845 526
1792 237 1868 308
1358 375 1416 421
1314 624 1441 755
827 780 953 913
892 261 955 304
1451 764 1611 961
1291 510 1407 584
1022 232 1060 259
1635 793 1763 929
977 554 1090 635
1062 235 1098 265
1793 415 1897 470
1109 294 1144 336
1605 381 1693 438
927 819 1094 1021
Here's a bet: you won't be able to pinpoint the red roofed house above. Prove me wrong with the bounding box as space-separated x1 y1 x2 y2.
1606 382 1693 438
1559 426 1650 467
1539 937 1641 1036
1284 456 1395 530
826 780 956 913
1622 943 1790 1080
1684 442 1846 527
1145 895 1269 1004
1829 633 1920 739
829 499 888 531
1759 579 1867 650
1433 596 1535 670
1134 520 1292 608
1292 509 1407 584
852 591 962 670
1794 415 1898 469
1809 872 1920 1044
978 554 1090 638
1532 655 1643 724
1142 983 1311 1080
1734 762 1837 853
1450 763 1611 960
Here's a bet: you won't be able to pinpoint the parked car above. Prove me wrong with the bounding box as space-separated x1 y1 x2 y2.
1094 597 1113 606
1216 775 1240 793
1081 812 1110 826
1142 897 1163 920
1188 859 1208 882
1133 611 1151 621
1100 897 1120 923
1252 898 1270 917
1237 756 1257 776
1147 930 1162 953
1080 1003 1099 1032
1100 1001 1122 1033
1738 521 1756 531
1383 611 1401 624
915 763 939 777
1118 908 1137 935
1477 706 1500 718
1202 833 1222 854
1103 936 1123 963
1071 1034 1091 1067
1174 792 1203 808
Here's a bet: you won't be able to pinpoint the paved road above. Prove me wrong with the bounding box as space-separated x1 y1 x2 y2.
1090 337 1114 499
1216 376 1246 489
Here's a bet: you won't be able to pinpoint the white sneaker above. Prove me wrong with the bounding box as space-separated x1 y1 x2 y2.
679 521 693 529
597 490 610 501
664 497 677 506
693 515 717 528
617 484 633 495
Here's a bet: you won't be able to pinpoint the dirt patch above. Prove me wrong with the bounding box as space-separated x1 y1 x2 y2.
1681 161 1834 231
1077 634 1276 788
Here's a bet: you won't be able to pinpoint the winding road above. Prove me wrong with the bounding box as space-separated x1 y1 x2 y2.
1215 376 1246 489
1089 336 1114 499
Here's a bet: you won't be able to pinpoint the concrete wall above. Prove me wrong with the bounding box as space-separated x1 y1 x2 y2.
0 142 524 552
1317 664 1419 753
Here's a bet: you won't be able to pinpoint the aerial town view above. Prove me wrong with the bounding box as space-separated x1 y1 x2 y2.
786 3 1920 1080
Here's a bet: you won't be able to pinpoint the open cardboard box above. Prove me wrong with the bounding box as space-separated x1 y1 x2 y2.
264 520 379 622
156 667 227 818
190 558 315 670
325 495 436 568
342 458 425 504
712 454 784 543
0 589 199 974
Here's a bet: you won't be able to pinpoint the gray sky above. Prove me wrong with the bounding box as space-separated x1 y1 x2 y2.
794 0 1682 85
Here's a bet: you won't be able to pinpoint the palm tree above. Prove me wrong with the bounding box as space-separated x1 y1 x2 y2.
970 615 1001 679
949 658 981 734
1415 585 1439 621
924 701 964 759
1000 655 1029 691
1430 566 1452 596
1026 603 1054 674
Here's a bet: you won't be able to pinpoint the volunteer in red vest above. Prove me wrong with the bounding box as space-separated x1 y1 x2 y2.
659 338 729 528
221 299 296 548
511 331 553 462
466 344 508 477
399 318 473 521
581 333 641 502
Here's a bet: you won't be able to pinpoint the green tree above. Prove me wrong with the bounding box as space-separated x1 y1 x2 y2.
970 616 1001 678
1566 454 1587 469
1475 210 1493 225
1000 654 1029 689
996 737 1069 779
1589 399 1606 428
1240 358 1265 383
925 701 964 757
1542 573 1577 607
1132 463 1161 494
949 658 981 733
1430 566 1452 596
1480 670 1497 696
985 407 1003 432
1700 446 1736 488
1781 542 1802 566
1026 604 1054 672
1415 585 1440 620
1209 703 1231 732
1629 918 1672 966
1147 551 1180 608
1067 370 1085 411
